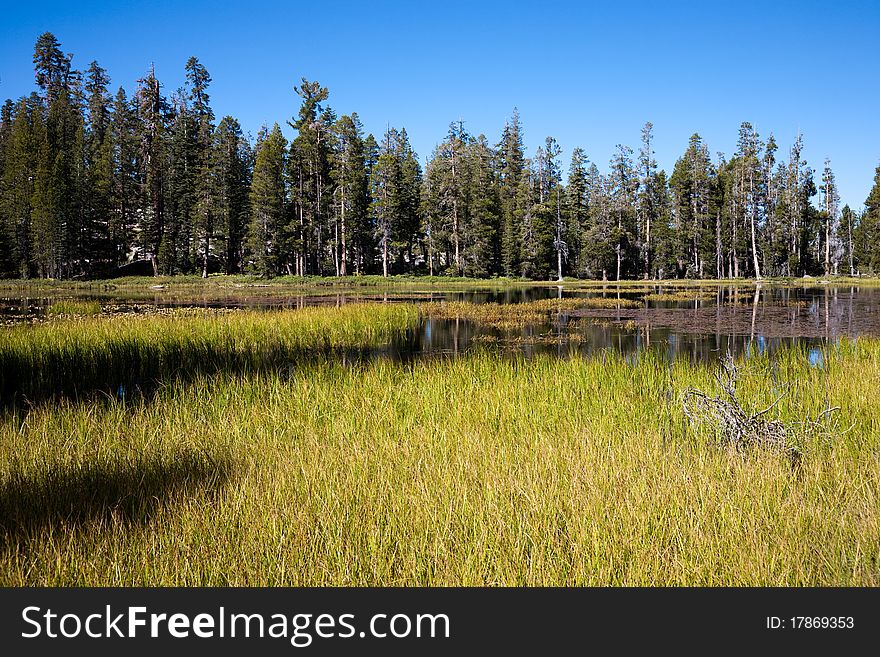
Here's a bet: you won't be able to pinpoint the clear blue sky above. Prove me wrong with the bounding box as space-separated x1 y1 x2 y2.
2 0 878 208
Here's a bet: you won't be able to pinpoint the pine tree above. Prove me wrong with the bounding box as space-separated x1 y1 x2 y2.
367 127 422 275
863 165 880 273
289 79 332 275
580 164 614 279
821 158 840 275
852 208 870 274
162 91 198 273
32 87 84 278
518 158 538 278
780 134 818 276
330 114 368 276
609 144 637 280
564 147 589 277
83 61 114 272
733 122 764 278
646 170 674 278
446 121 468 276
1 95 44 277
419 154 436 276
426 122 470 275
520 138 561 279
637 122 658 278
135 65 168 274
360 133 379 274
709 153 727 278
541 137 565 281
186 57 217 277
497 109 525 276
28 32 85 278
247 124 287 276
461 134 499 276
109 87 139 268
371 127 401 277
762 135 783 275
0 99 13 275
670 134 713 277
213 116 251 274
33 32 74 105
839 204 857 275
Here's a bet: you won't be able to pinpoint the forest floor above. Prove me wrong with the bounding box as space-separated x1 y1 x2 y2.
1 302 878 585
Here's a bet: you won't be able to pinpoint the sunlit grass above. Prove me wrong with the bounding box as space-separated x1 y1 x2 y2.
0 274 550 294
4 273 880 295
420 297 642 329
46 300 102 316
0 303 419 404
0 301 878 585
642 291 717 302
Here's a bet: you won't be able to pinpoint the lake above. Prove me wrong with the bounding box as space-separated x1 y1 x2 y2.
3 282 879 363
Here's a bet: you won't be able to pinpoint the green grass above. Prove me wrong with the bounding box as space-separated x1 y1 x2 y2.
0 303 419 405
642 291 718 302
0 273 548 294
5 272 880 295
420 297 642 329
1 304 879 585
45 299 103 316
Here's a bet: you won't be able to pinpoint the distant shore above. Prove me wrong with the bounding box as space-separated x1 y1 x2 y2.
2 273 878 293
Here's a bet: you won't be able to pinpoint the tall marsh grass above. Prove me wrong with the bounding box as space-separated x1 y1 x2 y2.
0 303 419 405
0 314 878 584
6 273 880 293
420 297 642 329
45 300 103 316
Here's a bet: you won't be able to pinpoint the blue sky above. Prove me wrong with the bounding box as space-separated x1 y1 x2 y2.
2 0 878 208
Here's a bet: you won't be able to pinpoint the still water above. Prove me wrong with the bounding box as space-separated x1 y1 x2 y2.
3 283 879 363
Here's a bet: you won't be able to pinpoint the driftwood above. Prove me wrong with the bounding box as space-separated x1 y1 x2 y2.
682 352 843 463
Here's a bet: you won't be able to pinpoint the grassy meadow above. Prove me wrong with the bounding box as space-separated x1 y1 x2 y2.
4 272 880 297
1 302 879 585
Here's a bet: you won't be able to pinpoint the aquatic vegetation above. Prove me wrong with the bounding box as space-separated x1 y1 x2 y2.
420 297 642 329
45 300 103 316
570 303 880 340
420 301 547 328
0 303 419 405
642 291 718 302
1 298 879 586
0 336 877 586
0 274 558 295
472 332 589 346
13 273 877 296
525 297 643 312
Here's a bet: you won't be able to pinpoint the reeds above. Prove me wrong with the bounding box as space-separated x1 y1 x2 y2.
642 291 718 302
420 297 642 329
46 300 103 316
0 303 418 405
0 310 878 585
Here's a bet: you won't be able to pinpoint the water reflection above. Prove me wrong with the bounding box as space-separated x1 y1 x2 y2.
3 283 879 364
391 316 828 364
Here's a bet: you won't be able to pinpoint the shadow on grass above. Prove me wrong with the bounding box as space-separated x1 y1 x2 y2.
0 333 424 414
0 448 235 550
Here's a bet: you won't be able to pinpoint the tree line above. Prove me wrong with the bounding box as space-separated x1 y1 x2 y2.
2 33 880 280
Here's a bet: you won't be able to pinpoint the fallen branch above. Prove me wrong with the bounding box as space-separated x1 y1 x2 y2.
681 352 842 464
